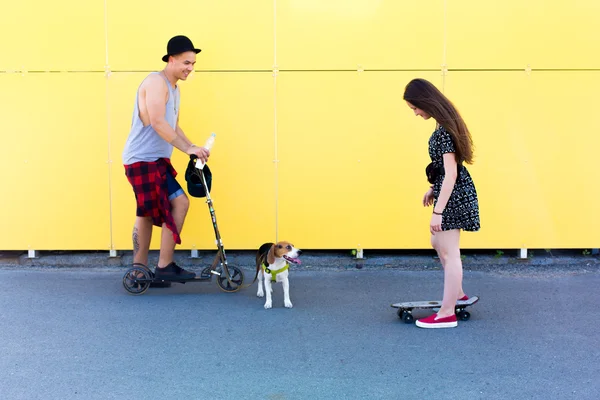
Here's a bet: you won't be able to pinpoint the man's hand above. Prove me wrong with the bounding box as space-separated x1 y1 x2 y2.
187 145 210 164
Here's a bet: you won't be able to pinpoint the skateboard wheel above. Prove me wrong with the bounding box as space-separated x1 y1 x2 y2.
402 312 414 324
458 311 470 321
397 309 405 319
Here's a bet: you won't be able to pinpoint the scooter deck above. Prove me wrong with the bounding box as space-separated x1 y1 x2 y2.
132 267 219 285
151 267 221 283
152 276 213 283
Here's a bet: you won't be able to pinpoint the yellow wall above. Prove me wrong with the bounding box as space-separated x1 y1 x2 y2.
1 1 599 251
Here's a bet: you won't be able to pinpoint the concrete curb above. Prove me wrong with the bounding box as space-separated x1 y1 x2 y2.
1 250 599 276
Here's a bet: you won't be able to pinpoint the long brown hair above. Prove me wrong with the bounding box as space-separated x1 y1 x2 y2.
403 78 474 164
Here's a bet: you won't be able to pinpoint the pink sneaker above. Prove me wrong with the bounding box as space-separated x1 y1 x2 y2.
432 295 470 312
415 313 458 329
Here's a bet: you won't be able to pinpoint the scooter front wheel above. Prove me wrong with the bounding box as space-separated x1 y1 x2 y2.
216 265 244 293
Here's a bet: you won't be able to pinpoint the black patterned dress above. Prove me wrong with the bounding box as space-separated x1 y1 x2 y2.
429 126 480 232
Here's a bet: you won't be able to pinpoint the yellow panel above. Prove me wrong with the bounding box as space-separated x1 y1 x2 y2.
527 1 600 69
443 72 531 249
447 0 600 69
277 71 444 249
106 0 273 71
522 71 600 247
108 72 275 250
1 1 598 252
277 0 444 70
0 73 110 250
0 1 105 71
445 71 600 248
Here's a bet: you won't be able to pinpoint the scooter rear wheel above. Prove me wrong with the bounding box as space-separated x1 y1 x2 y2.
123 267 151 295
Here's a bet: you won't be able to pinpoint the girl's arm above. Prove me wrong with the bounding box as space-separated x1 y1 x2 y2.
433 152 458 214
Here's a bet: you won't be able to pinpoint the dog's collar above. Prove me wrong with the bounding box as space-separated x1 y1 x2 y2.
264 263 289 281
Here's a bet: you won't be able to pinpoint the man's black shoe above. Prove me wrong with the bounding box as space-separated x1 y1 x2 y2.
145 269 171 287
154 262 196 281
131 264 172 288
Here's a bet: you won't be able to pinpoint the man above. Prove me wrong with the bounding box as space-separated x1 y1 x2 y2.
122 35 209 282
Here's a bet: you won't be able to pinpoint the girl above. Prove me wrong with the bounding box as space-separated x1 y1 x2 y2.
403 78 480 329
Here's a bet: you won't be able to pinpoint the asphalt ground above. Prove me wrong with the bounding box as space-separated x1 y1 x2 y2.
0 255 598 400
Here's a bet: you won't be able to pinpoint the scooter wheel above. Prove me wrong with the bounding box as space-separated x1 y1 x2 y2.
216 265 244 293
122 267 151 295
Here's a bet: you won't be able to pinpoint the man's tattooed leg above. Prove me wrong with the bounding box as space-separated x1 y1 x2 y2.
133 226 140 260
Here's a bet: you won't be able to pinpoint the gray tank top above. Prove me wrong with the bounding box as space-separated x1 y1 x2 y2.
122 72 180 165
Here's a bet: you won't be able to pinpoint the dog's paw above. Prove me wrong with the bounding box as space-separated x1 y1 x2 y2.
257 290 264 298
264 301 272 309
284 300 293 308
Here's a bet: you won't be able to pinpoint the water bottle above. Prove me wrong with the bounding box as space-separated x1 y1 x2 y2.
195 133 215 169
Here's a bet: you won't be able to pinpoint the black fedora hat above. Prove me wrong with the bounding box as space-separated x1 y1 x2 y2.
162 35 201 62
185 157 212 198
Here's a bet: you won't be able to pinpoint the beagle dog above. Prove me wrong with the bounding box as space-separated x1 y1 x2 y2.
256 241 302 309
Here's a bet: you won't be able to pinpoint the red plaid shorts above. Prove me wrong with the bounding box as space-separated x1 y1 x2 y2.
124 158 181 244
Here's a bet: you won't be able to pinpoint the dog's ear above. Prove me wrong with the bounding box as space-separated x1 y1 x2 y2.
267 244 276 265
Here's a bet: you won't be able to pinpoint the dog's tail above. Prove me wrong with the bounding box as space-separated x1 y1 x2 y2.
256 242 274 277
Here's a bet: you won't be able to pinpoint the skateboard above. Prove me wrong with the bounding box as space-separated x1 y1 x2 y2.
391 296 479 324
